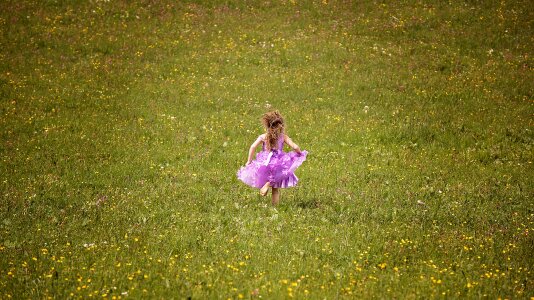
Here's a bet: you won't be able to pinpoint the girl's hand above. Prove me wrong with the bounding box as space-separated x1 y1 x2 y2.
245 161 251 166
284 135 301 154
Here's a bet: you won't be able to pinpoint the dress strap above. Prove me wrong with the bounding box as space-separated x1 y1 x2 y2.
278 135 284 151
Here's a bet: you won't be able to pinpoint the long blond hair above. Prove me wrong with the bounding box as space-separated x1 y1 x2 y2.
261 110 285 151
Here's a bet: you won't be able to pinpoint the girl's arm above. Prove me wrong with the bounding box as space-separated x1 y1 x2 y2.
246 134 265 165
284 134 301 154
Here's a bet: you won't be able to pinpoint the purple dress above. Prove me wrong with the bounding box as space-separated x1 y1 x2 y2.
237 135 308 189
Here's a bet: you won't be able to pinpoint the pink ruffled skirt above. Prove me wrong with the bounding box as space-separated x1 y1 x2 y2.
237 150 308 188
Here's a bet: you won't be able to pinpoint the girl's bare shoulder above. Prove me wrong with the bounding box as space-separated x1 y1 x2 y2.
253 133 266 144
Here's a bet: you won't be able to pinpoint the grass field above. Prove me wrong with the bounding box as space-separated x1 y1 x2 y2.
1 0 533 298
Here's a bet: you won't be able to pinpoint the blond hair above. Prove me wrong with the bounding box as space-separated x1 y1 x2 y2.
261 110 285 151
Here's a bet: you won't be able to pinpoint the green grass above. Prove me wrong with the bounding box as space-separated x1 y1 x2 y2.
1 0 533 298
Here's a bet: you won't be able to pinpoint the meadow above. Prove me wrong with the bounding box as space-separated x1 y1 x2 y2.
1 0 533 298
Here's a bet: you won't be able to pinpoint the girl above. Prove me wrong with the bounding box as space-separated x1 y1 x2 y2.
237 110 308 205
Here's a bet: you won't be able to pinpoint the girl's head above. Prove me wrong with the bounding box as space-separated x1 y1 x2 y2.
261 110 285 150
